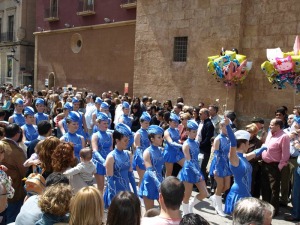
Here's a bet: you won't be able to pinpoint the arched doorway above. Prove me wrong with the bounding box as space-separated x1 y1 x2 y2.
48 72 55 89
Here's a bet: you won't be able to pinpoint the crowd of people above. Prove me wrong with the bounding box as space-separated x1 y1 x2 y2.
0 84 299 225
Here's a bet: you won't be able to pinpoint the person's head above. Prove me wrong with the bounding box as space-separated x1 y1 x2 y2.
287 114 295 127
293 105 300 116
235 130 251 153
177 97 184 104
24 106 35 125
37 120 52 137
225 110 237 123
192 107 200 120
38 136 61 172
142 96 148 104
163 100 173 111
66 111 80 133
122 101 130 115
148 125 164 146
180 113 191 127
52 142 77 172
199 108 209 121
233 197 274 225
269 118 284 134
106 191 141 225
4 123 21 141
208 105 218 117
143 208 160 218
179 213 210 225
14 98 24 113
250 117 264 130
113 123 133 150
96 112 109 131
198 102 204 109
140 112 151 129
72 97 80 110
45 172 69 187
173 103 183 115
156 110 164 121
159 176 184 211
169 113 180 128
186 120 198 140
69 186 104 225
35 98 45 112
80 147 93 162
38 183 72 216
100 102 110 115
275 107 286 121
245 123 259 139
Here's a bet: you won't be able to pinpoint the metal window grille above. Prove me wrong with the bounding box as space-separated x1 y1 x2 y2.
173 37 188 62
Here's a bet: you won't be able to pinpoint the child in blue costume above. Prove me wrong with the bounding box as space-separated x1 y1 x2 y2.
91 97 102 132
224 118 267 215
34 98 49 125
91 112 113 193
57 102 73 137
118 101 133 128
133 111 151 187
21 106 38 146
8 98 25 126
163 113 185 177
209 120 232 217
104 123 137 208
72 97 89 142
179 120 209 215
138 125 165 211
60 111 85 160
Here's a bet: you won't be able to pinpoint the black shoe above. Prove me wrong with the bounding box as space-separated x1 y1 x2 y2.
284 215 300 222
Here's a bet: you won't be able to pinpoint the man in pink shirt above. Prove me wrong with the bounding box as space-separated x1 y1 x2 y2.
141 176 184 225
261 118 290 215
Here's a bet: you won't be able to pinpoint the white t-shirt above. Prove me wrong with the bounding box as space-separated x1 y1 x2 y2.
141 216 181 225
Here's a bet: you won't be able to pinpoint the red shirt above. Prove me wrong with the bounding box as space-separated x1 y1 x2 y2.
262 129 290 170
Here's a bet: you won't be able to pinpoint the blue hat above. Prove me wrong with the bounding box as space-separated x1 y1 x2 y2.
122 101 130 109
63 102 73 111
115 123 132 137
15 98 24 105
101 102 109 109
140 112 151 122
148 125 164 135
67 111 80 122
24 106 35 116
294 115 300 124
96 112 109 122
72 97 79 103
187 120 198 130
95 97 102 104
35 98 45 105
170 113 180 123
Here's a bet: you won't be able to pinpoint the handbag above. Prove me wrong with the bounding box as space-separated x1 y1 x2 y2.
23 165 46 195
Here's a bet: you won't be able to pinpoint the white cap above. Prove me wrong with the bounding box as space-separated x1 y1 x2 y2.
234 130 251 141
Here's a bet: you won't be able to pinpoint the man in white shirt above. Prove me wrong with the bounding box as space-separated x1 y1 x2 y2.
141 176 184 225
208 104 223 137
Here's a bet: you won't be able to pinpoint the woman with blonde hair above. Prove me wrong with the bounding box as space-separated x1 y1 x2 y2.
69 186 104 225
36 183 72 225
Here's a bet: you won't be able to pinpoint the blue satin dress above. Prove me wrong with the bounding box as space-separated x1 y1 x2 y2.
133 128 150 170
22 124 38 146
104 149 131 208
179 138 204 183
209 133 232 177
163 127 184 163
92 130 112 175
120 114 132 128
139 145 164 200
12 113 25 126
34 113 48 124
224 152 252 214
62 132 83 160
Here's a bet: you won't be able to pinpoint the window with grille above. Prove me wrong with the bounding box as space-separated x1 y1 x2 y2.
173 37 188 62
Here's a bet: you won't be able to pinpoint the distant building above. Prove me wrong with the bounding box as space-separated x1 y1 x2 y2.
0 0 36 86
35 0 136 95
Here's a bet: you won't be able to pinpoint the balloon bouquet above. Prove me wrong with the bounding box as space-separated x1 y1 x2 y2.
207 48 251 86
261 35 300 91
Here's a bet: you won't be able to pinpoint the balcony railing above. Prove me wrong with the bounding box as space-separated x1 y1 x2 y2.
44 6 59 22
0 32 16 42
77 0 95 16
120 0 137 9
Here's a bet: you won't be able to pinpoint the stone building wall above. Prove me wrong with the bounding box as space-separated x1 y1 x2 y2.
133 0 300 126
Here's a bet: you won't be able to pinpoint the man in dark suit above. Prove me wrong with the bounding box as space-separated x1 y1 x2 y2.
2 124 27 223
197 108 214 181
